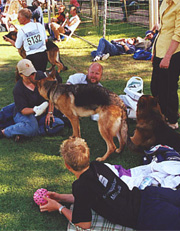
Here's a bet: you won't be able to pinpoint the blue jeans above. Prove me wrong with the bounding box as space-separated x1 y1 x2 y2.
0 103 15 129
91 38 120 57
3 112 64 138
137 186 180 230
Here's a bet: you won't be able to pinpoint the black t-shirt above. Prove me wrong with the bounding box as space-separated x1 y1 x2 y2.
72 161 141 229
13 71 46 114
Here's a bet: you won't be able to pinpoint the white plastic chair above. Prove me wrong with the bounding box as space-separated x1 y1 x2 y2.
60 20 81 42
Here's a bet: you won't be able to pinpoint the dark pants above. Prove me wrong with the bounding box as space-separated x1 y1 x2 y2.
137 186 180 230
151 52 180 124
27 50 48 72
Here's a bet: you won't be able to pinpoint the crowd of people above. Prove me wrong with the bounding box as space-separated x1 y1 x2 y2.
1 0 180 230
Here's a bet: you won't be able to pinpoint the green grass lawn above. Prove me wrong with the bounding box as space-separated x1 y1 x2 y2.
0 21 169 230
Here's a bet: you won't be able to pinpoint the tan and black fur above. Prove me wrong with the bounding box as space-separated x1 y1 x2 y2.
130 95 180 152
3 31 67 72
32 77 128 161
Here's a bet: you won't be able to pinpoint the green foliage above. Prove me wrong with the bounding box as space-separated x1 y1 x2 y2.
0 22 152 230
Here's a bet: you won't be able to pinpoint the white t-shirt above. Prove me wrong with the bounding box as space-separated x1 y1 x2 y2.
66 73 102 86
15 22 47 56
65 15 80 32
37 6 44 26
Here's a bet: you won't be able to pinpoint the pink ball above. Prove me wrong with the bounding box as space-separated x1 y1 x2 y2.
33 188 49 205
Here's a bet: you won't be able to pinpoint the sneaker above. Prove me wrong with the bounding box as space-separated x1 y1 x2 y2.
92 56 101 62
101 53 110 61
167 122 179 130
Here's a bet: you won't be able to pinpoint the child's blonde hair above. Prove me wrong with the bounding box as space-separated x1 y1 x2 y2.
60 137 90 171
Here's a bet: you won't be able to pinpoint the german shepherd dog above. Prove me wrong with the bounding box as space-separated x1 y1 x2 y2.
130 95 180 152
32 76 128 161
3 31 67 72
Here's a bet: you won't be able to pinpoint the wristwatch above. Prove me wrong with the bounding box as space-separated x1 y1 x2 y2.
59 205 66 214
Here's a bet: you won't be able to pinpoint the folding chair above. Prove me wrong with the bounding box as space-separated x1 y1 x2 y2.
60 19 81 42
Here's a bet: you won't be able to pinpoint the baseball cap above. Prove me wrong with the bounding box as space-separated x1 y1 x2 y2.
17 59 37 76
145 30 153 37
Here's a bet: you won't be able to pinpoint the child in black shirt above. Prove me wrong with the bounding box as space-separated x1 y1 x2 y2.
40 137 180 230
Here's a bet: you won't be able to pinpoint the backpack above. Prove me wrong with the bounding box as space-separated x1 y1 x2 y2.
133 49 152 60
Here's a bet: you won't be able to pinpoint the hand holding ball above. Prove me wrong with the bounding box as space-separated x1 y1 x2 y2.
33 188 49 205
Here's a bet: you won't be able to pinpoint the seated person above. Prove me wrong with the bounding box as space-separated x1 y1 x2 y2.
69 0 80 13
40 137 180 230
0 12 15 31
0 59 64 141
144 24 159 49
91 37 136 62
45 4 66 39
51 6 80 42
67 63 103 121
0 0 5 12
66 63 103 86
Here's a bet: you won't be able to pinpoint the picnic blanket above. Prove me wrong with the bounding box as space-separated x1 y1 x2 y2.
67 205 134 231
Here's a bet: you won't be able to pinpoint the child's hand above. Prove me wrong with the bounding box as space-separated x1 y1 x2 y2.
39 197 61 212
47 191 61 202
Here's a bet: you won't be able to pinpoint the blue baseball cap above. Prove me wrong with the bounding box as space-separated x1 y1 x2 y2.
145 30 154 36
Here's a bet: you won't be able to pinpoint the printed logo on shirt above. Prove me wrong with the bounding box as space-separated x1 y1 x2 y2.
103 177 122 200
98 174 108 187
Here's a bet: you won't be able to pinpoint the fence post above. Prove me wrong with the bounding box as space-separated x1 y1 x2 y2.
149 0 159 29
153 0 159 26
52 0 55 16
103 0 107 38
91 0 98 26
48 0 51 23
149 0 154 29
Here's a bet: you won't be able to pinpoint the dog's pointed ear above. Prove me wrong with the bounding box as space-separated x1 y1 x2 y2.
138 95 146 110
47 66 57 80
150 96 159 107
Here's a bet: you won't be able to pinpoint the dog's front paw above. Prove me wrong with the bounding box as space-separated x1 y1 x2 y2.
115 148 123 153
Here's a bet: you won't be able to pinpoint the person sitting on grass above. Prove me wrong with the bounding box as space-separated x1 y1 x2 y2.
91 37 136 62
40 137 180 230
66 62 103 86
50 6 80 42
0 59 64 141
144 24 159 50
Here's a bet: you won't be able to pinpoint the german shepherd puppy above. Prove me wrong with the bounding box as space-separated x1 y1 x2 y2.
130 95 180 152
32 77 128 161
3 31 67 72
